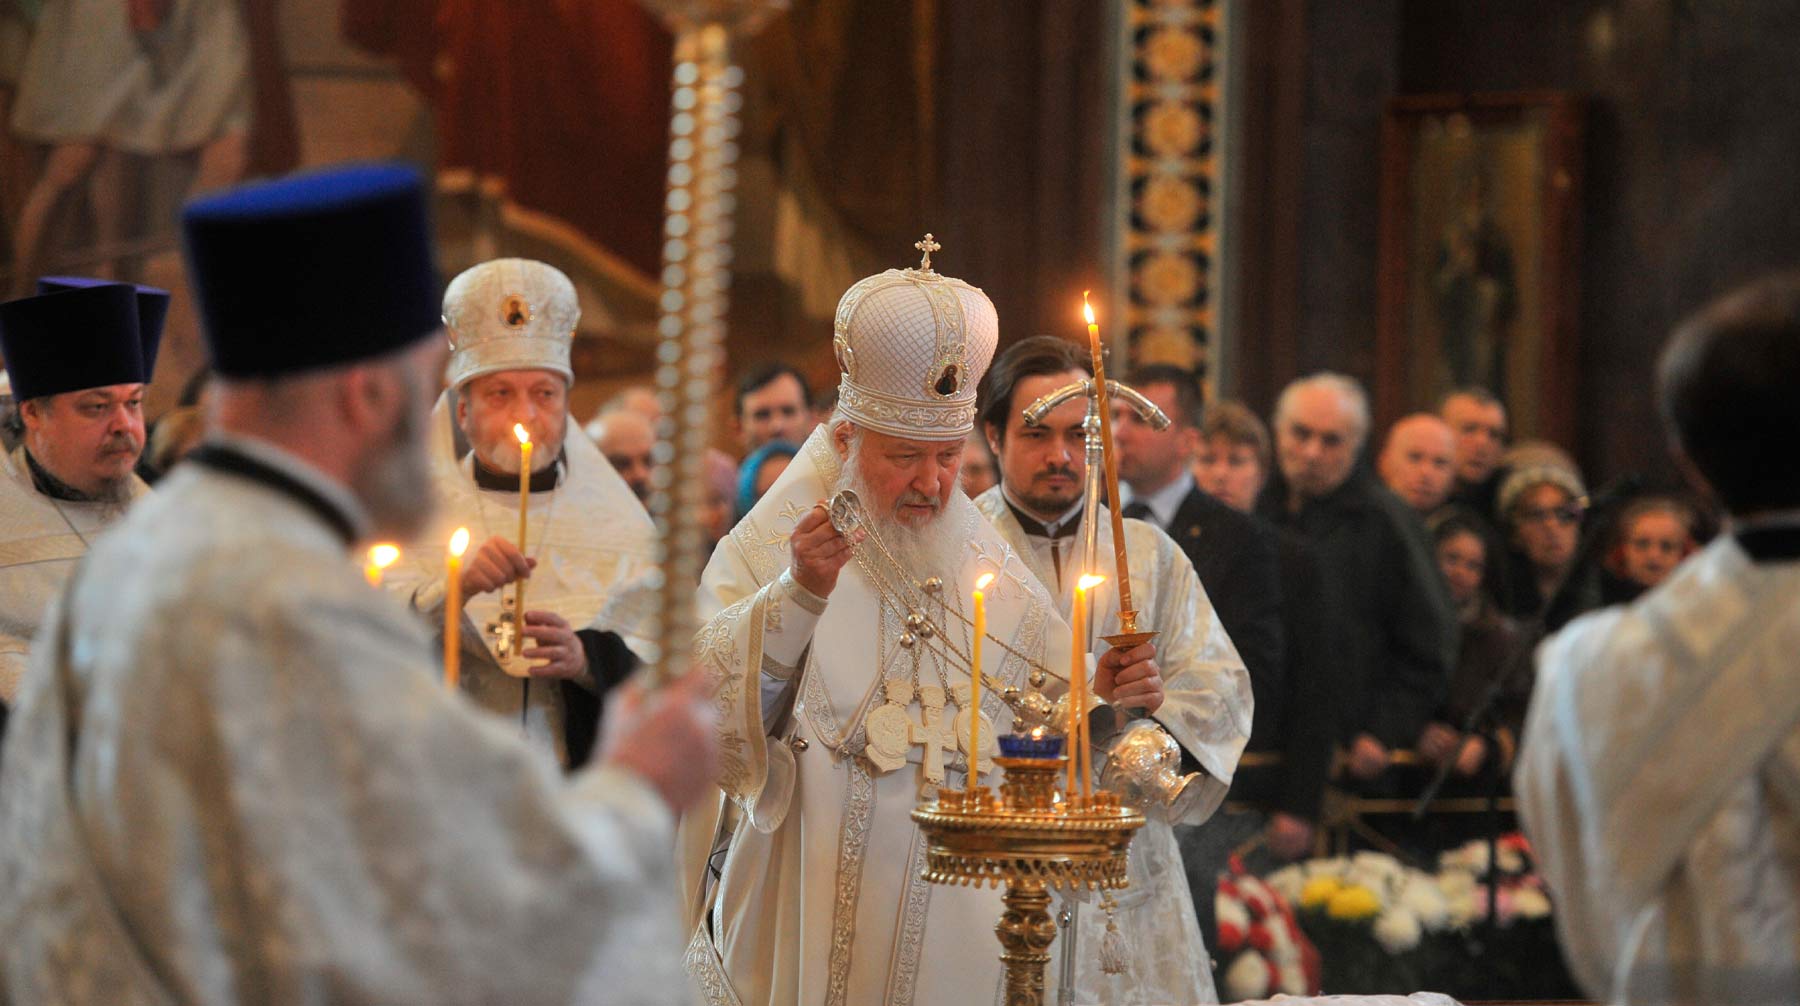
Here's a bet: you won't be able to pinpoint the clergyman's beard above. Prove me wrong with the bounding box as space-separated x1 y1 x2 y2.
354 371 435 539
834 444 958 583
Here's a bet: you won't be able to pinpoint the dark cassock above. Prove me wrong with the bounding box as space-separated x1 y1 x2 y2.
384 257 657 770
0 278 166 722
0 165 690 1005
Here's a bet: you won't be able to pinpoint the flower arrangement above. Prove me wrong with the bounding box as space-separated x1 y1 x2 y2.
1232 836 1577 999
1211 858 1321 1001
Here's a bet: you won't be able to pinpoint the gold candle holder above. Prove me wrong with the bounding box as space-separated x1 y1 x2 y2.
912 752 1143 1005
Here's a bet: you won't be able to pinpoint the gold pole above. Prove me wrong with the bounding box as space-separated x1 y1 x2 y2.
639 0 784 686
996 881 1057 1006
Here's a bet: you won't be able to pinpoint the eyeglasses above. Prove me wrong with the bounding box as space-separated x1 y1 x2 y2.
1516 504 1583 526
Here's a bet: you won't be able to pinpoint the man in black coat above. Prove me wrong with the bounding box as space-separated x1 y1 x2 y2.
1115 364 1285 742
1257 373 1456 782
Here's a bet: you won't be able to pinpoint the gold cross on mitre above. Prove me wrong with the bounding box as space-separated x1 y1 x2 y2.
914 233 942 272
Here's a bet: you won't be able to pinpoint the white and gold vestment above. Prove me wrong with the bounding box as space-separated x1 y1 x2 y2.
0 445 145 703
682 427 1073 1006
976 485 1253 1005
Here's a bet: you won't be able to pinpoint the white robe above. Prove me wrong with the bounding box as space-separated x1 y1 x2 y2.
0 446 688 1005
975 486 1253 1006
385 393 659 765
0 445 146 703
681 426 1073 1006
1516 536 1800 1005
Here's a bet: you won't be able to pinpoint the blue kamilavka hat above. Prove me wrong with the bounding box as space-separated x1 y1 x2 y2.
37 276 171 378
0 284 147 400
181 162 442 378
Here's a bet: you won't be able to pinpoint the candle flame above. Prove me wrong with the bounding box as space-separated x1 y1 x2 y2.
368 543 400 570
449 527 471 556
1078 573 1106 591
513 423 531 445
1082 290 1096 327
975 572 996 591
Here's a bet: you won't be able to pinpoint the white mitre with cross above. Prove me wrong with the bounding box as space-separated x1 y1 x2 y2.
832 233 1001 442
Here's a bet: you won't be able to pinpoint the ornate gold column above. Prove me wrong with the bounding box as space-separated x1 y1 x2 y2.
1106 0 1229 393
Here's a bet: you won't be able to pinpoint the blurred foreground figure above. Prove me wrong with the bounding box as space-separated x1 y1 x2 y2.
0 165 716 1006
1518 271 1800 1006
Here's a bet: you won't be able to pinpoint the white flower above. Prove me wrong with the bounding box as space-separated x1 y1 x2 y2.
1353 850 1404 878
1373 907 1423 953
1446 891 1481 929
1276 959 1308 996
1437 869 1477 899
1512 886 1552 920
1305 856 1350 880
1400 875 1451 931
1224 951 1270 1001
1496 846 1526 874
1265 865 1306 905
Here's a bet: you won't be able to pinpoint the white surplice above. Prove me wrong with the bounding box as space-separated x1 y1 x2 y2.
975 485 1253 1006
385 393 658 764
1517 535 1800 1005
681 426 1073 1006
0 446 688 1005
0 445 145 703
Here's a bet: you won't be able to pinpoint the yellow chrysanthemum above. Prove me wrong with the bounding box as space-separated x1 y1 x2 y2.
1326 884 1382 920
1299 876 1342 909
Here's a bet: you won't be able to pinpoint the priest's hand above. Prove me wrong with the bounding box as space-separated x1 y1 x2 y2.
521 610 587 680
789 502 863 599
1267 813 1315 861
600 668 721 812
463 536 537 596
1346 733 1390 780
1094 641 1164 715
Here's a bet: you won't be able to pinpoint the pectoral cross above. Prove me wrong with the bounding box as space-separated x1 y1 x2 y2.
914 233 941 272
909 684 960 785
486 593 520 661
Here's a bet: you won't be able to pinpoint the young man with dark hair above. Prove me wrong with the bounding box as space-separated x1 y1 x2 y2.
972 335 1252 1004
732 361 814 454
1519 271 1800 1006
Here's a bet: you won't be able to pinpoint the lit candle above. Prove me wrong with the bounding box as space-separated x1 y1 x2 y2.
1074 574 1105 804
1084 292 1140 626
446 528 470 690
512 423 532 656
970 572 995 787
364 543 400 587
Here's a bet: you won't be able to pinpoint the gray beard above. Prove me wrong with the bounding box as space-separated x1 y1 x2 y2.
833 442 961 585
354 370 436 540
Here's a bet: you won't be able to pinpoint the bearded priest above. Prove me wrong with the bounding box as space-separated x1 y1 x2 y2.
384 258 657 769
682 244 1087 1006
972 334 1253 1005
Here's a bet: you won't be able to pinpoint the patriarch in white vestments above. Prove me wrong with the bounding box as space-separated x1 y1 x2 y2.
681 245 1101 1006
1518 271 1800 1005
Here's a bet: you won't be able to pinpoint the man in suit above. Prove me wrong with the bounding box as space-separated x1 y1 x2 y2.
1115 363 1284 740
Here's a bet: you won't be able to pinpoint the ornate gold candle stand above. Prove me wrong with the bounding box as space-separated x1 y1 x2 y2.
912 748 1143 1006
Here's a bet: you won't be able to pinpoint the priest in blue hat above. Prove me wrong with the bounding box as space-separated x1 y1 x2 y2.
0 278 166 718
0 163 719 1006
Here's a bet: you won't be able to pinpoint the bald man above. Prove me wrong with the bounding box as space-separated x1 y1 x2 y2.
596 408 655 503
1257 374 1455 780
1378 412 1457 515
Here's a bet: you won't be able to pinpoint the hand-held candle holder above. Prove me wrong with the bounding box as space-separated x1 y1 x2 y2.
912 730 1143 1005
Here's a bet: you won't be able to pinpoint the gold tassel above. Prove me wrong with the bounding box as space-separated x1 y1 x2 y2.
1099 893 1130 976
